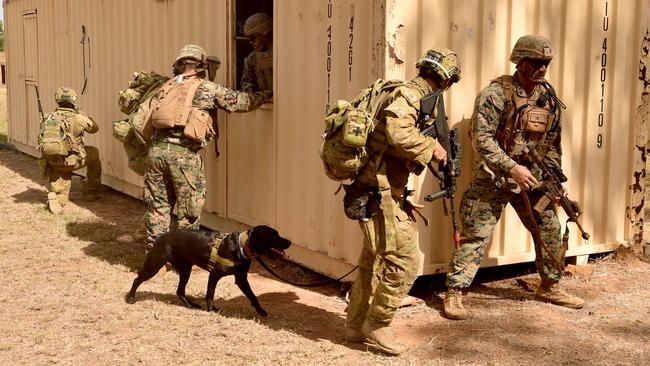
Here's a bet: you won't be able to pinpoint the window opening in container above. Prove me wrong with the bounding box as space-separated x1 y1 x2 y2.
233 0 273 103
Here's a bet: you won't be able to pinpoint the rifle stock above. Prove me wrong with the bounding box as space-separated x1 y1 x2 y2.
523 144 590 240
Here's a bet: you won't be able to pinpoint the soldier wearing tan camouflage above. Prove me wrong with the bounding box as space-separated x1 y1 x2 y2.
443 35 584 320
144 44 270 249
39 87 101 214
240 13 273 94
343 48 460 355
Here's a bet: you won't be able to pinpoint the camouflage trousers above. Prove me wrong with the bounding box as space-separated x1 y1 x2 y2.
346 197 420 329
446 178 564 288
143 144 206 246
46 146 101 206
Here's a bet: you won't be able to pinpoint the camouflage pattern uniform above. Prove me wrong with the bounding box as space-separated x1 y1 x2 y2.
346 75 439 329
446 46 563 290
43 107 101 210
144 76 269 247
446 78 564 287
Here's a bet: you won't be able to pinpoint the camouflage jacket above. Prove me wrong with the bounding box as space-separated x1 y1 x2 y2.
470 72 562 181
354 76 439 195
48 107 98 152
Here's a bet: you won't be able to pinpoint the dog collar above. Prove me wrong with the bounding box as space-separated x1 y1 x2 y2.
238 231 257 259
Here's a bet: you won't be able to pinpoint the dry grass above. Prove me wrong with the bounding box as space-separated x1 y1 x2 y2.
0 84 649 364
1 149 650 366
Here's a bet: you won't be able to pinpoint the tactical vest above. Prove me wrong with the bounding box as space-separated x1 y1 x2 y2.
493 75 560 159
145 75 214 145
254 50 273 92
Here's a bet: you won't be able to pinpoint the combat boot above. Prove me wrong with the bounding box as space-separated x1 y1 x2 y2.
47 192 63 214
443 287 467 320
343 325 366 343
535 279 585 309
361 319 406 355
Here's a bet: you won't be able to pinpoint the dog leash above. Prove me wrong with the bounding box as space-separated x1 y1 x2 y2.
255 257 358 287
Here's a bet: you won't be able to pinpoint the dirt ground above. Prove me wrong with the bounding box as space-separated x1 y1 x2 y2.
1 142 649 364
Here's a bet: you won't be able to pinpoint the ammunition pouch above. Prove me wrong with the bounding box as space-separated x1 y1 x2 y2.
493 75 558 158
342 184 381 221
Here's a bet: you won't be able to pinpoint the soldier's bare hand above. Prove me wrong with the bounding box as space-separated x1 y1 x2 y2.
509 164 538 191
432 143 448 165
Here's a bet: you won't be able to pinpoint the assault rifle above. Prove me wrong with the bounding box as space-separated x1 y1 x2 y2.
416 90 462 250
523 143 590 240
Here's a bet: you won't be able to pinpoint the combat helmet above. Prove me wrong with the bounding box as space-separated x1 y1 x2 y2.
243 13 272 36
174 44 207 66
54 87 77 107
416 48 462 83
510 35 554 64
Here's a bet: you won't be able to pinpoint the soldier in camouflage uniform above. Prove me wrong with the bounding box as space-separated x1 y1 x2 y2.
144 44 270 249
240 12 273 94
443 35 584 320
343 48 461 355
41 87 101 214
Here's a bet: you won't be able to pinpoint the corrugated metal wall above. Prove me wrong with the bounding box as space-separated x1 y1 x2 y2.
5 0 648 277
275 0 379 276
5 0 230 202
400 0 649 272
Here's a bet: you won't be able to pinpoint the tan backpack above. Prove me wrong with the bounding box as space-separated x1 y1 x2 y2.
145 76 214 144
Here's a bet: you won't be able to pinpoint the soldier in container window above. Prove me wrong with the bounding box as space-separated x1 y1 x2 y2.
240 12 273 97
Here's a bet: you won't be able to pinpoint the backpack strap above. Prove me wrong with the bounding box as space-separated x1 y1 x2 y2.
492 75 527 151
367 80 409 253
178 77 203 127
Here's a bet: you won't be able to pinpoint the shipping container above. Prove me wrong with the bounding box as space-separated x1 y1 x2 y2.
4 0 649 278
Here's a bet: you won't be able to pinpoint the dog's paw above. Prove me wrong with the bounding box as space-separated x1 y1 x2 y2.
209 306 222 313
126 295 136 304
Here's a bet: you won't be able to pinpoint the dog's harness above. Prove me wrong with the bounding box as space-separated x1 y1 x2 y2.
207 231 254 271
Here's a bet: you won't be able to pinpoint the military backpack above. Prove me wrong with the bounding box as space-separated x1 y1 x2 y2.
118 71 169 115
38 111 74 158
319 79 404 181
113 71 170 175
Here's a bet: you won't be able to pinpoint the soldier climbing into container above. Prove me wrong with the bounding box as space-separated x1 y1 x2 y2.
37 86 101 214
443 35 585 320
143 44 270 250
240 12 273 96
342 48 461 355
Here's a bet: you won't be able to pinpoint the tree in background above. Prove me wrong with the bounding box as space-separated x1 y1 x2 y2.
0 20 4 51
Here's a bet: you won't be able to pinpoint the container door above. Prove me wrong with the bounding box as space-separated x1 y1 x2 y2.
23 10 39 147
